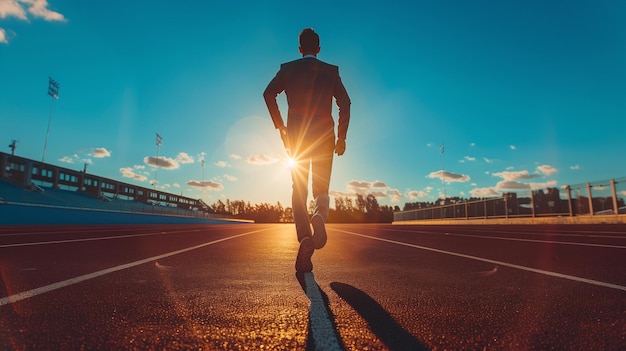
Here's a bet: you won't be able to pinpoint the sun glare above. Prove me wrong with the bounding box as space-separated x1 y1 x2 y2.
285 157 296 170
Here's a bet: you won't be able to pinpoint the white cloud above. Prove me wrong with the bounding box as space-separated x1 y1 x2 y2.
120 167 148 182
187 180 224 190
93 147 111 158
247 154 279 165
58 156 74 164
370 191 388 198
329 190 351 197
333 179 401 202
570 164 580 170
144 156 180 169
371 180 387 188
215 160 229 168
483 157 494 164
173 183 181 188
537 165 557 176
407 190 429 199
224 174 238 182
470 187 501 198
532 180 558 189
0 0 27 20
388 189 402 203
347 180 389 194
59 153 94 165
496 180 558 190
176 152 194 164
509 145 517 150
22 0 66 21
0 0 65 44
427 170 471 183
494 166 557 185
230 154 242 160
0 28 7 44
490 166 559 192
496 180 531 190
347 180 372 191
492 170 536 181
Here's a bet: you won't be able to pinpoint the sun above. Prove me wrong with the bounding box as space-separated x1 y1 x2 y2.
285 157 296 170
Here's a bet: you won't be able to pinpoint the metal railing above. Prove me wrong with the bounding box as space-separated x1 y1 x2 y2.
394 177 626 222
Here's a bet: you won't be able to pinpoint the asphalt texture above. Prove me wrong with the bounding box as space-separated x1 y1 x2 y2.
1 223 625 350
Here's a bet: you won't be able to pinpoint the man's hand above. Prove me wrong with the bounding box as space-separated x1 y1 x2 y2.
279 126 290 151
335 138 346 156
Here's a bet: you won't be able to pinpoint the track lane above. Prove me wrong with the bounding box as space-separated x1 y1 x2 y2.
335 224 626 287
1 223 624 350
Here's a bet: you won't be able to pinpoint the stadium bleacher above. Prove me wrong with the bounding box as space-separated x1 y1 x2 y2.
0 180 202 217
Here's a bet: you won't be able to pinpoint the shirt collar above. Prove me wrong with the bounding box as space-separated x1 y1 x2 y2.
302 55 317 59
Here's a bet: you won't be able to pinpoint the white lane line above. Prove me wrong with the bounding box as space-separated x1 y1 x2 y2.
0 229 267 306
404 231 626 249
336 229 626 292
386 227 626 240
0 225 244 237
382 229 626 249
303 273 342 351
0 229 207 248
448 233 626 249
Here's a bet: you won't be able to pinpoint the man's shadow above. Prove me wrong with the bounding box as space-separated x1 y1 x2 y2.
329 282 429 351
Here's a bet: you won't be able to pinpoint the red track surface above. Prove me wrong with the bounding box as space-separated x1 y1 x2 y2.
1 223 625 350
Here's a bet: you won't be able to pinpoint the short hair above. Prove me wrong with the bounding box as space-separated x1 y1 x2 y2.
299 28 319 53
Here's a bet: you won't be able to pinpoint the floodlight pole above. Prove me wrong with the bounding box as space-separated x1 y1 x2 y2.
440 143 446 203
9 140 17 156
201 158 205 181
43 77 60 163
154 133 162 189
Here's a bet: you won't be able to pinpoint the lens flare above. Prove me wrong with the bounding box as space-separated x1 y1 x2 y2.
285 157 296 170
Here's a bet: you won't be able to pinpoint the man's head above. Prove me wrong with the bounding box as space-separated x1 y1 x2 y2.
299 28 320 56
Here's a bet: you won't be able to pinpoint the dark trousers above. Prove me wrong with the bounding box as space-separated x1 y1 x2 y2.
291 135 335 242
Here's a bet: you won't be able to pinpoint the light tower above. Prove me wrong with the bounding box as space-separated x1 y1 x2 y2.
440 143 446 203
154 133 162 189
9 139 17 156
201 158 205 181
42 77 60 163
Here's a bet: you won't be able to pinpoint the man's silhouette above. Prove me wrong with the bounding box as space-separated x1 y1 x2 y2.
264 28 351 272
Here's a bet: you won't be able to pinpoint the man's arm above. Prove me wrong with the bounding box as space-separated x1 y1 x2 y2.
334 71 350 156
334 74 350 140
263 69 286 130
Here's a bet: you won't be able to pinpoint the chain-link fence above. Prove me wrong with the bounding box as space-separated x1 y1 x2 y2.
394 177 626 222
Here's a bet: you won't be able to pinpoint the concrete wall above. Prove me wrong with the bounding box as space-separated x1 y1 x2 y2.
0 203 251 225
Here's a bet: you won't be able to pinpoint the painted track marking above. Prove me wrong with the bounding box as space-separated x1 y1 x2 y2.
336 229 626 292
0 228 216 248
303 273 342 351
0 229 267 306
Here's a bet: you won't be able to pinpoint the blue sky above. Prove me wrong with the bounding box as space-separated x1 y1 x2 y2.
1 0 625 208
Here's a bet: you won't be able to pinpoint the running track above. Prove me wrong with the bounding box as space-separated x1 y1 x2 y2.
1 224 625 350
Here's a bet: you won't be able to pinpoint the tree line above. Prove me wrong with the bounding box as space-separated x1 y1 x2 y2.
210 194 400 223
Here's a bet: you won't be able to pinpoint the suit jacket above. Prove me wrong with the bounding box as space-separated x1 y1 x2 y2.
264 57 351 145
